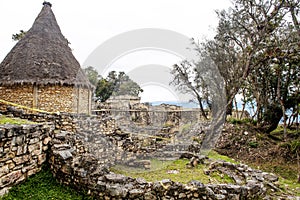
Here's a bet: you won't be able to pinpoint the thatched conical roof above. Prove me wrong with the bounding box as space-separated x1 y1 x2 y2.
0 2 91 88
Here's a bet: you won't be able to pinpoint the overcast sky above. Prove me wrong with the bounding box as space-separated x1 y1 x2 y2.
0 0 231 102
0 0 231 63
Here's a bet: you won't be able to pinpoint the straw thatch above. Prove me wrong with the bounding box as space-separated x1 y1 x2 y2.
0 3 91 88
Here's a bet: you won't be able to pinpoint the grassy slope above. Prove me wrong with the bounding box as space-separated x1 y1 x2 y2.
219 119 300 196
0 168 92 200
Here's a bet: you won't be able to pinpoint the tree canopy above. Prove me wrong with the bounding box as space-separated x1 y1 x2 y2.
171 0 300 133
83 67 143 102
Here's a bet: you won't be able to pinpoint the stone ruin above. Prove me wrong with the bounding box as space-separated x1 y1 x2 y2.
0 102 289 199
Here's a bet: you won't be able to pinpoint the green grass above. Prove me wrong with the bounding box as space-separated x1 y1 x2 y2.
179 123 193 133
0 115 35 125
111 151 235 184
207 150 238 164
271 125 299 135
279 178 300 196
2 151 299 198
227 117 255 125
1 168 93 200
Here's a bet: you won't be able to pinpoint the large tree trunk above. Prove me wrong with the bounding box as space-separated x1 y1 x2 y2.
258 104 283 133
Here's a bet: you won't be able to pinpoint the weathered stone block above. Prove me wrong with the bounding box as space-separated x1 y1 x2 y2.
61 164 72 174
6 160 15 170
29 138 40 145
15 135 25 146
178 193 186 199
27 168 40 177
106 185 128 197
16 145 27 156
43 137 51 145
28 143 41 153
38 154 46 165
53 150 73 160
0 170 22 187
13 155 29 165
144 192 157 200
129 189 144 198
0 165 9 177
0 187 10 196
105 173 128 183
21 164 36 173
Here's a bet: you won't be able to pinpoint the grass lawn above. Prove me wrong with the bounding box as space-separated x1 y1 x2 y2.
0 168 92 200
111 151 238 184
0 115 35 125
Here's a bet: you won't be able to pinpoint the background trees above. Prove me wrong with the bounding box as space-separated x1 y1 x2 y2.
171 0 299 133
170 60 210 119
84 67 143 102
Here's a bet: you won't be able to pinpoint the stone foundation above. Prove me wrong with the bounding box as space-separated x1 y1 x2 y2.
0 84 91 114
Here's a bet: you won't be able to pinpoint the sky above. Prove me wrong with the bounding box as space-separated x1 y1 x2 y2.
0 0 231 102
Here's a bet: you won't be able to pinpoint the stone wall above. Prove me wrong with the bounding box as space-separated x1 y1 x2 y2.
0 85 33 109
96 102 201 129
49 130 274 200
0 84 91 114
38 84 74 113
0 123 53 195
106 95 141 109
0 103 280 199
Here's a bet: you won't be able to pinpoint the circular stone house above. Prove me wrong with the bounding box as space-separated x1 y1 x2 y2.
0 2 93 114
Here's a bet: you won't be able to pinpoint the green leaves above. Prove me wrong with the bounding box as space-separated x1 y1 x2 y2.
12 30 27 41
95 70 143 102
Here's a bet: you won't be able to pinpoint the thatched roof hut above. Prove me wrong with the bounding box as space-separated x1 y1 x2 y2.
0 2 92 114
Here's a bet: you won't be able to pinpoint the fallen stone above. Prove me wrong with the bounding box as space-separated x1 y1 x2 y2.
129 188 144 198
105 173 128 183
53 150 73 160
262 172 278 182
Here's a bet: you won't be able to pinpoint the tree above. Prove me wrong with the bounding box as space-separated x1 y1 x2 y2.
12 30 27 41
95 71 143 102
207 0 288 116
170 60 209 119
253 23 299 134
95 78 114 102
199 0 299 133
83 66 99 86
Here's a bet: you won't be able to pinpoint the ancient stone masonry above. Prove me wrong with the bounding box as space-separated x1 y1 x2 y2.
49 129 279 199
0 123 53 196
0 103 288 199
0 85 91 114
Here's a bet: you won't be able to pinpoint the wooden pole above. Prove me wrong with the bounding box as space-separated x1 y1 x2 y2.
32 84 38 109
